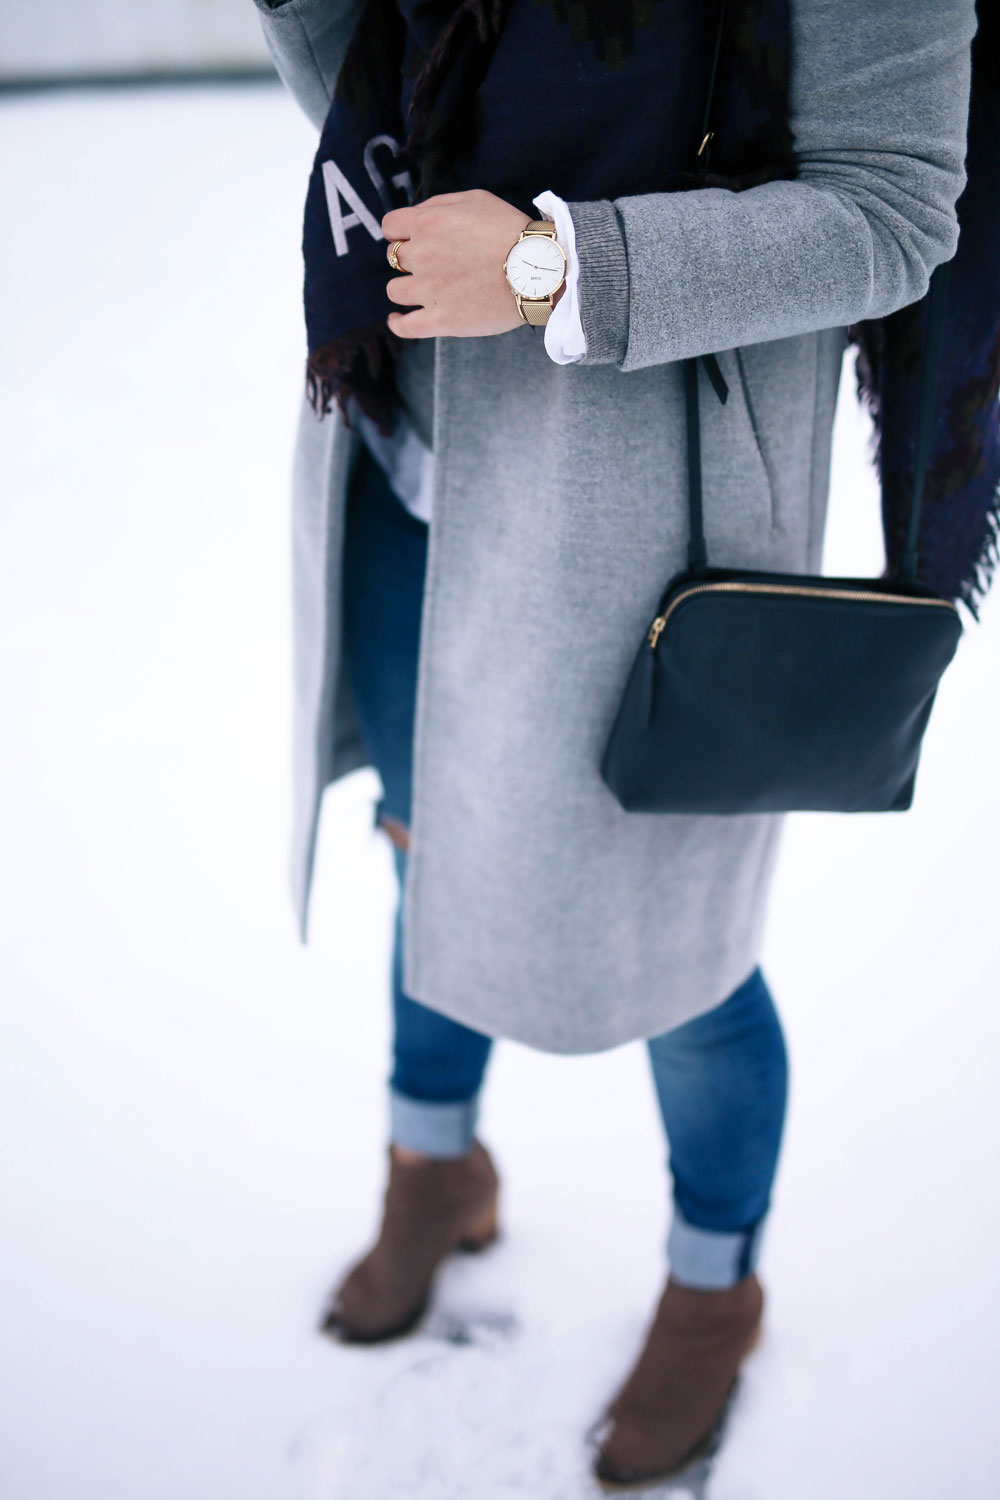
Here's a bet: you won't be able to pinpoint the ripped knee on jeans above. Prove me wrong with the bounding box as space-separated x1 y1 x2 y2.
379 815 411 853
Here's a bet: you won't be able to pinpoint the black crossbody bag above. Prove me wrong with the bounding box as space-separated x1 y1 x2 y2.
600 259 963 815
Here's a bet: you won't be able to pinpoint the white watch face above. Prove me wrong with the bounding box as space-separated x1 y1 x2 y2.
505 234 566 297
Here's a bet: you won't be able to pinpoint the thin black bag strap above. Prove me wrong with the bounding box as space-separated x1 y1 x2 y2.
681 1 727 575
683 264 950 580
697 0 726 170
900 259 951 583
683 353 728 573
680 0 950 585
685 358 708 572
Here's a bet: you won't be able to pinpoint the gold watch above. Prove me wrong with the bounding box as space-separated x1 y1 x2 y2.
502 219 567 326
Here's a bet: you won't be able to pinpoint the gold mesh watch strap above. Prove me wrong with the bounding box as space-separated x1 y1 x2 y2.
518 296 554 325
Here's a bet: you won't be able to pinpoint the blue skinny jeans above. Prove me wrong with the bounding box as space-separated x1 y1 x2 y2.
340 440 789 1288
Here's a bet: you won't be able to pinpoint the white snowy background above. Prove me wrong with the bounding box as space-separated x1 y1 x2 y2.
1 82 998 1500
0 0 270 82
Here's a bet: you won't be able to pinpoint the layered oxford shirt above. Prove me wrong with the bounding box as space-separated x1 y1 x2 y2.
351 190 586 523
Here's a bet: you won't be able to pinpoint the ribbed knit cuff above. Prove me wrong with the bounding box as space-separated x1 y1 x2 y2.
389 1088 481 1158
563 199 630 367
666 1204 768 1289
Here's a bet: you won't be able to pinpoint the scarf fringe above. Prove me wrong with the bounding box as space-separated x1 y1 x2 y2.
848 325 885 476
848 326 1000 620
957 485 1000 620
306 323 400 437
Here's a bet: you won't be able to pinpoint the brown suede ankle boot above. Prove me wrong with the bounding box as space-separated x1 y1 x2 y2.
591 1271 764 1491
319 1139 500 1344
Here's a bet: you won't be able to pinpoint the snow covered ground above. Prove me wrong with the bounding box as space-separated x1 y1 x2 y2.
1 84 998 1500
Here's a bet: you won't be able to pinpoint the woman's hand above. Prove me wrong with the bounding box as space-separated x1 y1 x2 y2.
382 189 558 339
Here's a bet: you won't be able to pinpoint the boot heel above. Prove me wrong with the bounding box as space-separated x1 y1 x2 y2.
457 1199 499 1253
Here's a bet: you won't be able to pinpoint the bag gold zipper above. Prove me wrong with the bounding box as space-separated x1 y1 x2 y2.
646 580 957 650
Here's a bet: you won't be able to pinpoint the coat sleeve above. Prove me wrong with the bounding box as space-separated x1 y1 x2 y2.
565 0 977 369
252 0 364 130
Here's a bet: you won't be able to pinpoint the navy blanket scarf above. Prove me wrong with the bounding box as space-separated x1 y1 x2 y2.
302 0 1000 615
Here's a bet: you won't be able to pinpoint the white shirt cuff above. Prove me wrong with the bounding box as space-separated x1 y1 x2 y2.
531 189 587 365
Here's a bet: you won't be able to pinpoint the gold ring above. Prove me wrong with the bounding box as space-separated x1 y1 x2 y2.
387 239 406 271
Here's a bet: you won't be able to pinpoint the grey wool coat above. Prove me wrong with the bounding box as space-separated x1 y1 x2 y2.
255 0 976 1053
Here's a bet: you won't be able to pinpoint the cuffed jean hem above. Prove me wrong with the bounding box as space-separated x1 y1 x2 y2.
388 1087 481 1157
666 1204 768 1289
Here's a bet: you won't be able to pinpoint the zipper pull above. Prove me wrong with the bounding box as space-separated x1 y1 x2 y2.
639 622 664 728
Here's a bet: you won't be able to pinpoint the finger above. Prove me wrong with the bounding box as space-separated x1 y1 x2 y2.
382 190 464 241
386 275 422 306
387 306 434 338
388 240 424 275
382 206 415 240
385 239 410 274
